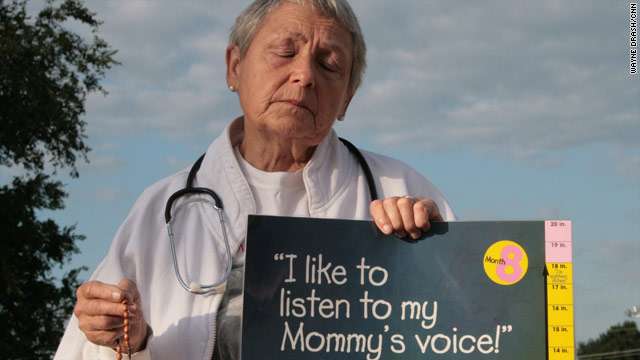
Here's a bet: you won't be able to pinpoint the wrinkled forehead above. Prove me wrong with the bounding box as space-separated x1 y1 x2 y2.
249 2 353 53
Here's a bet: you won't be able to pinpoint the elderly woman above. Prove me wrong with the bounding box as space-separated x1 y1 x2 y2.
55 0 455 359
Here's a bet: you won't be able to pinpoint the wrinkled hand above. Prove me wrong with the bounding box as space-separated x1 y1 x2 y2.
370 196 443 239
74 279 148 353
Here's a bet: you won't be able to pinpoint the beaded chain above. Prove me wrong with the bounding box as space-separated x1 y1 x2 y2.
116 299 131 360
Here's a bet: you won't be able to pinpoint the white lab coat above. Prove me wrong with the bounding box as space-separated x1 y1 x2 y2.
54 118 455 359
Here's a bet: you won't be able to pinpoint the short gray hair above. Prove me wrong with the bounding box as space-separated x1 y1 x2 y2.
229 0 367 95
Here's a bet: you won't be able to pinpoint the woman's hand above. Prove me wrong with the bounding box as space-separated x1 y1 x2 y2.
74 279 149 353
370 196 443 239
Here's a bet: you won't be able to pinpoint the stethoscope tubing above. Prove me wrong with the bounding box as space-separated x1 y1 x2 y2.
164 138 376 295
166 195 232 294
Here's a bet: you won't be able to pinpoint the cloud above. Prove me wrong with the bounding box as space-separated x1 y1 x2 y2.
346 0 639 167
623 208 640 226
166 156 193 171
578 235 640 286
78 0 637 175
532 206 566 220
598 147 640 186
78 154 128 174
88 186 130 204
82 0 245 140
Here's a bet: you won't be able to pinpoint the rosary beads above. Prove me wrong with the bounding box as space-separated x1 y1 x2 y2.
116 299 131 360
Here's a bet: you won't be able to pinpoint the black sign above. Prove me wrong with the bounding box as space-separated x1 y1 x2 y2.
242 216 547 359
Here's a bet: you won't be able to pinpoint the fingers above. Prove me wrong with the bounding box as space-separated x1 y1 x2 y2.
117 278 142 306
76 282 136 316
78 315 126 346
386 196 418 238
370 196 443 239
413 196 443 230
77 280 134 304
74 280 144 348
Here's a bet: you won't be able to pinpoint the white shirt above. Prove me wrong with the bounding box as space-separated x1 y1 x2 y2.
233 146 309 218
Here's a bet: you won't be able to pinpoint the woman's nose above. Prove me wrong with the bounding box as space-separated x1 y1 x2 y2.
290 55 316 88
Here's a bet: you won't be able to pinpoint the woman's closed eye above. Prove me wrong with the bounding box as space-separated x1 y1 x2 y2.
278 50 295 58
320 60 338 72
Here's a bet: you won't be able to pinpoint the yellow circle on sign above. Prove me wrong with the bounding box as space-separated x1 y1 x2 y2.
483 240 528 285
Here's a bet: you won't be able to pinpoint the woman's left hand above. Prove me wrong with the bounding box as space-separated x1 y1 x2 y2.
370 196 443 239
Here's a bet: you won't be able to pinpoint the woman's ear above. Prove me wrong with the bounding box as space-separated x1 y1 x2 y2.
338 92 355 120
226 45 241 89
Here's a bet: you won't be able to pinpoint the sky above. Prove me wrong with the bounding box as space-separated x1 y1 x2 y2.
10 0 639 346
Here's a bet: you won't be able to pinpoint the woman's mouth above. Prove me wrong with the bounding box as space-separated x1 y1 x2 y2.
280 99 313 114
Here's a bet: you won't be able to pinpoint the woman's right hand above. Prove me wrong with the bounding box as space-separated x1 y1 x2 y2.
74 279 149 353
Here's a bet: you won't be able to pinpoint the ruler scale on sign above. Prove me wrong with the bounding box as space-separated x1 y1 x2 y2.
545 221 575 360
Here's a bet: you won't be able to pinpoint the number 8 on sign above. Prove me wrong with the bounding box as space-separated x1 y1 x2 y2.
484 241 529 285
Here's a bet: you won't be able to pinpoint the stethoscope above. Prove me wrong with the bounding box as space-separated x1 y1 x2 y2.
164 138 378 295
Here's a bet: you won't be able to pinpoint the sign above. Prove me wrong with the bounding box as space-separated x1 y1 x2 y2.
241 216 574 359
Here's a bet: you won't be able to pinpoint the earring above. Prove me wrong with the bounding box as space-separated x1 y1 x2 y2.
229 85 237 92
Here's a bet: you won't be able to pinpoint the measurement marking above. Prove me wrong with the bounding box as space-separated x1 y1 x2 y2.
546 221 574 360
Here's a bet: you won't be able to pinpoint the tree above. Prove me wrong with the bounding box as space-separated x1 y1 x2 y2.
577 321 640 359
0 0 118 358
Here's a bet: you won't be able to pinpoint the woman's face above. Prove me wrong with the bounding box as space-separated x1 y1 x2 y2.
227 2 354 147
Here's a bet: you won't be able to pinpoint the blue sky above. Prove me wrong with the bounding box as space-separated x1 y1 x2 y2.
11 0 639 345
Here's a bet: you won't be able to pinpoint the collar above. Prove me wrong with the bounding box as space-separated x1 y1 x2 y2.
195 117 357 250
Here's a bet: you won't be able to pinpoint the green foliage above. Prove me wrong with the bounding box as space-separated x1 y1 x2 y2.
0 175 86 358
0 0 118 358
577 321 640 358
1 0 118 176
